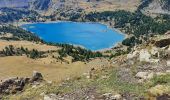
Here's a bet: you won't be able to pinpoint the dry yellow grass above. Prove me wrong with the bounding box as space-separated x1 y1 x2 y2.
0 55 110 82
78 0 141 12
0 56 85 82
0 40 110 83
0 40 59 51
42 0 141 15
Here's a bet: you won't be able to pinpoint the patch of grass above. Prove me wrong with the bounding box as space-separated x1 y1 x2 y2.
151 74 170 86
93 69 148 96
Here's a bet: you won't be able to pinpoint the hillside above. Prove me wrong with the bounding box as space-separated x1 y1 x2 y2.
0 0 140 13
0 0 169 15
2 34 170 100
0 0 50 10
0 0 170 100
142 0 170 15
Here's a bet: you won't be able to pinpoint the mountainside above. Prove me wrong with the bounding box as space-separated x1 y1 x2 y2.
32 0 51 10
0 0 51 10
0 0 170 15
0 0 141 12
142 0 170 15
161 0 170 11
0 0 31 8
0 0 170 100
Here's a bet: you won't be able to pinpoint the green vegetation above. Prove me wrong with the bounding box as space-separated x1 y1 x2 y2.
0 25 103 61
109 49 130 59
0 25 42 42
1 45 45 59
94 69 148 96
29 49 45 59
47 10 170 47
0 8 39 23
57 44 103 62
151 74 170 86
0 44 103 61
1 45 16 56
82 11 170 46
122 36 142 46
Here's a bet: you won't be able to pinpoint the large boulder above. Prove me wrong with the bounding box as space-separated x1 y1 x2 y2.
127 50 139 59
110 94 122 100
31 71 43 82
139 49 160 63
139 49 151 62
167 61 170 67
44 94 58 100
102 93 122 100
135 72 154 80
150 47 159 57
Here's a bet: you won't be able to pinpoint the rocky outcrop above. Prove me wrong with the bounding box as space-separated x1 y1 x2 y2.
155 38 170 48
32 0 52 10
128 48 160 63
161 0 170 11
135 72 154 80
0 71 43 95
44 92 123 100
167 61 170 67
139 49 151 62
143 0 170 15
31 71 43 82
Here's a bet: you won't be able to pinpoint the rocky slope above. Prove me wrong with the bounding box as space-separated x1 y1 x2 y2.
0 0 51 10
0 0 140 12
0 0 170 15
0 0 30 8
0 0 170 100
3 34 170 99
142 0 170 15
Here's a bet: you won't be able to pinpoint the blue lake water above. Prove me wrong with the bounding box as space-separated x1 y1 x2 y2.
21 22 125 51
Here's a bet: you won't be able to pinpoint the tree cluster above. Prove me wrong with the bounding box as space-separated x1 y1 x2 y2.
54 44 103 62
0 25 42 42
0 45 45 59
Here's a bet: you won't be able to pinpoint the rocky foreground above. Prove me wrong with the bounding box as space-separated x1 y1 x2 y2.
0 71 43 99
1 34 170 100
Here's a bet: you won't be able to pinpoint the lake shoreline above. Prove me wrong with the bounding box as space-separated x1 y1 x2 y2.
15 21 127 52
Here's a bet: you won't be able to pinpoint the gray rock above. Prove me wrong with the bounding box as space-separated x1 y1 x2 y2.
31 71 43 82
135 72 154 81
135 72 149 79
166 70 170 73
44 94 59 100
110 94 122 100
0 71 43 95
167 61 170 66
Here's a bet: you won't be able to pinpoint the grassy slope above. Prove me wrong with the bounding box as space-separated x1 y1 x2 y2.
5 63 170 100
0 40 110 82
